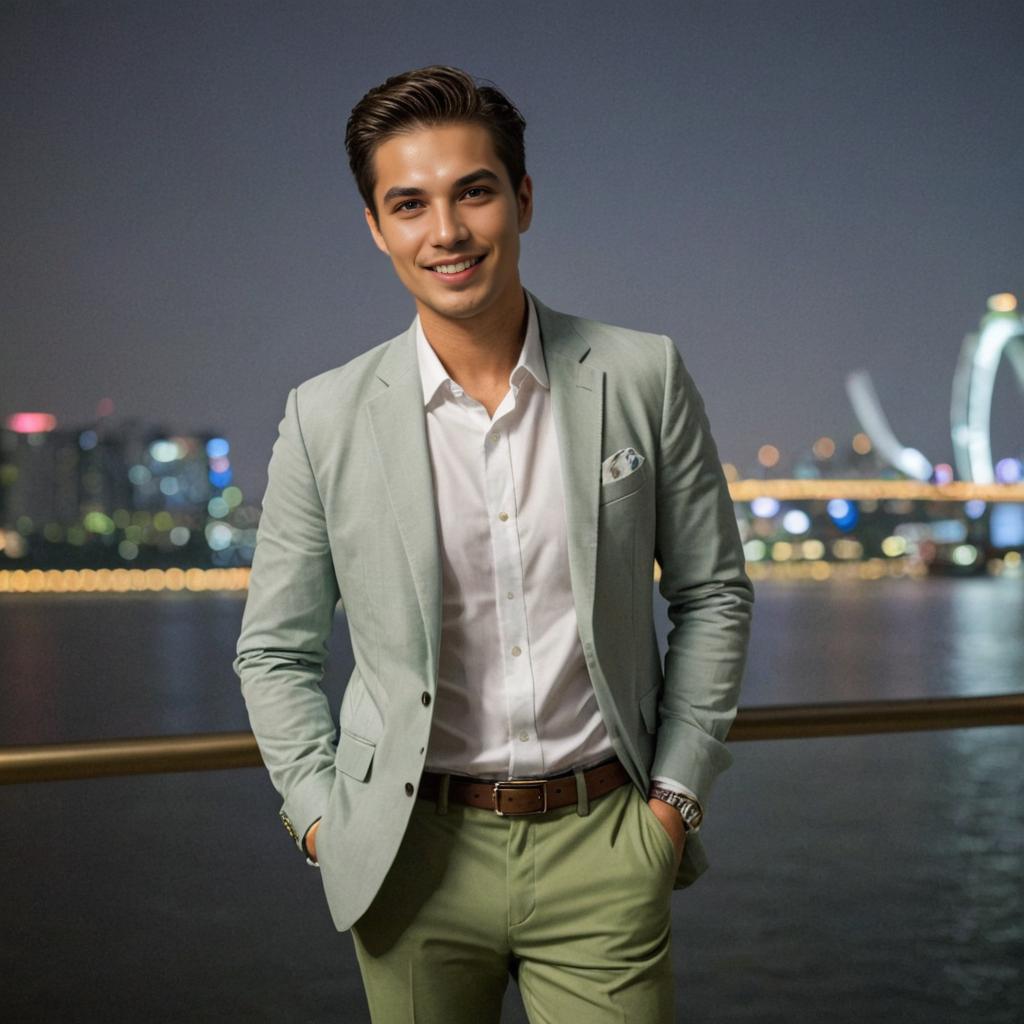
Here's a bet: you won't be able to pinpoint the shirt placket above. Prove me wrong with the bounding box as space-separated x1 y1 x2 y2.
475 382 543 779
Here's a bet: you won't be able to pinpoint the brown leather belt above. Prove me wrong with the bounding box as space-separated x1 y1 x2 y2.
417 756 630 816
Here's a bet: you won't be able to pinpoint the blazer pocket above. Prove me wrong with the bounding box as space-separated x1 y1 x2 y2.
599 459 649 506
639 682 660 734
334 728 376 782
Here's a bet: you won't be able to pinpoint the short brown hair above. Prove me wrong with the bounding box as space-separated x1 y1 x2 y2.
345 65 527 222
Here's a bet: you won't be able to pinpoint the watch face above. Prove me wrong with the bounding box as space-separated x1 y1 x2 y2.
681 803 702 830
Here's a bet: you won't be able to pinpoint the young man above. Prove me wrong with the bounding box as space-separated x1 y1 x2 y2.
234 65 753 1022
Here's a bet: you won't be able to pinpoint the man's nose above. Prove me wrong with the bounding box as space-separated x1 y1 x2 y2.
428 202 469 247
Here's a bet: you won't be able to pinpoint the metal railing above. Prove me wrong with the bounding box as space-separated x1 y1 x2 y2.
2 692 1021 786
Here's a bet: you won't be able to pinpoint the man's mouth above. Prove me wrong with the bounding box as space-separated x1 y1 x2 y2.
426 255 485 276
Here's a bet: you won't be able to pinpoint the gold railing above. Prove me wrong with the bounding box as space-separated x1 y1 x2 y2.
2 692 1021 785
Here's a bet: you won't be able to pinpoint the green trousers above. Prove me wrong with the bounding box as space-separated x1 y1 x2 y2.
350 776 678 1023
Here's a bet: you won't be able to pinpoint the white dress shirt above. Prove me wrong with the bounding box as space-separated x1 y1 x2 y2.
415 290 697 805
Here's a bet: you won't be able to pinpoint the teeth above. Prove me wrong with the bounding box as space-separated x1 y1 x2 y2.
432 257 481 275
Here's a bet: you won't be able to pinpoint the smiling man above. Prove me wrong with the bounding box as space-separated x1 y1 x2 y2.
234 65 753 1022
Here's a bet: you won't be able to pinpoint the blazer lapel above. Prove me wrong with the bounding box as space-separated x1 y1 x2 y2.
366 290 605 688
530 290 604 648
366 321 444 678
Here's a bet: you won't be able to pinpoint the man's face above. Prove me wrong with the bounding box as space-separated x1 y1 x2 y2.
365 121 532 324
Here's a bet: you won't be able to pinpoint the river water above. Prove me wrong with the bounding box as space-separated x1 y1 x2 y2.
1 577 1021 1022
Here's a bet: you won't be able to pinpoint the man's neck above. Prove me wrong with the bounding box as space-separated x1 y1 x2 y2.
417 286 528 392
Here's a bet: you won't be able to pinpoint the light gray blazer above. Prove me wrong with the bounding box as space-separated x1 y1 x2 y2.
233 289 754 933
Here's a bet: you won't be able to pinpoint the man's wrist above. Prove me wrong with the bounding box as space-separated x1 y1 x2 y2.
647 784 704 833
302 818 322 866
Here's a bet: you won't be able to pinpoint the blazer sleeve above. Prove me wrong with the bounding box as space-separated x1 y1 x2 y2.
651 334 754 810
232 385 341 853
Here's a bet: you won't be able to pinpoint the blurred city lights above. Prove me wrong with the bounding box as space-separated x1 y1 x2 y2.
743 539 768 561
751 496 780 518
827 499 859 530
812 436 835 459
782 509 811 534
801 539 825 559
0 567 251 593
205 522 233 551
832 538 864 560
83 511 115 535
951 544 979 566
987 292 1017 313
7 412 57 433
881 536 908 557
150 440 183 462
995 458 1022 484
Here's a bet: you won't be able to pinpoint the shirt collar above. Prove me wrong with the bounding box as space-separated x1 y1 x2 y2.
415 290 549 408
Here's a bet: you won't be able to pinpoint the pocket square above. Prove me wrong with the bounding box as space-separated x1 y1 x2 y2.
601 447 645 485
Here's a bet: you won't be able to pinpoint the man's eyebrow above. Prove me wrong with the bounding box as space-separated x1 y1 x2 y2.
381 169 502 207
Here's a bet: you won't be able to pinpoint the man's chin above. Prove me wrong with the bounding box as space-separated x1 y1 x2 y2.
417 289 492 323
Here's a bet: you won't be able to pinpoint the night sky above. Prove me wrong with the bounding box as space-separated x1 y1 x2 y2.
3 0 1022 500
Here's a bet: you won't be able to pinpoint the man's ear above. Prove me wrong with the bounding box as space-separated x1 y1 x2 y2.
517 174 534 233
364 207 390 254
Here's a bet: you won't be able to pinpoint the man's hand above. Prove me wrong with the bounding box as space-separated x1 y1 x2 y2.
647 797 686 866
305 818 321 862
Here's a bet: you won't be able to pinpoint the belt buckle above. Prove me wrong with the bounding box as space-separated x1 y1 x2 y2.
491 779 548 816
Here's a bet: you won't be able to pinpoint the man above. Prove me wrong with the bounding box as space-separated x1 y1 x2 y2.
234 65 753 1022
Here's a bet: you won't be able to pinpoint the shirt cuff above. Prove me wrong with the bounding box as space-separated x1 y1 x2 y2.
650 775 702 807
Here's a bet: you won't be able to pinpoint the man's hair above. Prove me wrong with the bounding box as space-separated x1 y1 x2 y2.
345 65 527 223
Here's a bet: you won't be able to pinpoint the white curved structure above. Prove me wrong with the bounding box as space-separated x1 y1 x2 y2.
950 299 1024 483
847 295 1022 483
845 369 933 481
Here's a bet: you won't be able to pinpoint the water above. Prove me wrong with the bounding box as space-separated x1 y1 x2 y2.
1 578 1021 1022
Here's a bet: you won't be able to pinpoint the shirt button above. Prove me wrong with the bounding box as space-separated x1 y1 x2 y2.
498 512 509 521
511 645 521 656
405 782 415 796
421 692 431 706
490 432 500 442
518 731 530 742
507 591 514 599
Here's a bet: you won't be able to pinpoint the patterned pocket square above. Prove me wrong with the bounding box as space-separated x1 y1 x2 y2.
601 447 645 485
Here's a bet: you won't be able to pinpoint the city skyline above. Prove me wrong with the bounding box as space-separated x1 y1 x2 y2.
3 1 1022 498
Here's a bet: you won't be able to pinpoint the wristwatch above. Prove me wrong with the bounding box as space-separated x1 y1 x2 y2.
648 786 704 834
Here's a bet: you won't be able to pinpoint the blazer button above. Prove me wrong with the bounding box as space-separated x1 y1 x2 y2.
421 692 431 706
405 782 415 796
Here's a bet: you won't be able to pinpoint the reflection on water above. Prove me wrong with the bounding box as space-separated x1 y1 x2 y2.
0 578 1021 1022
949 579 1024 694
939 727 1023 1012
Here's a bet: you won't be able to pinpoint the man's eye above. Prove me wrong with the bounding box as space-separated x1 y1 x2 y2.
462 187 489 199
396 200 422 212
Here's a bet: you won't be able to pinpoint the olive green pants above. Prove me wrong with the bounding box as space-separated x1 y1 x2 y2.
350 776 678 1023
